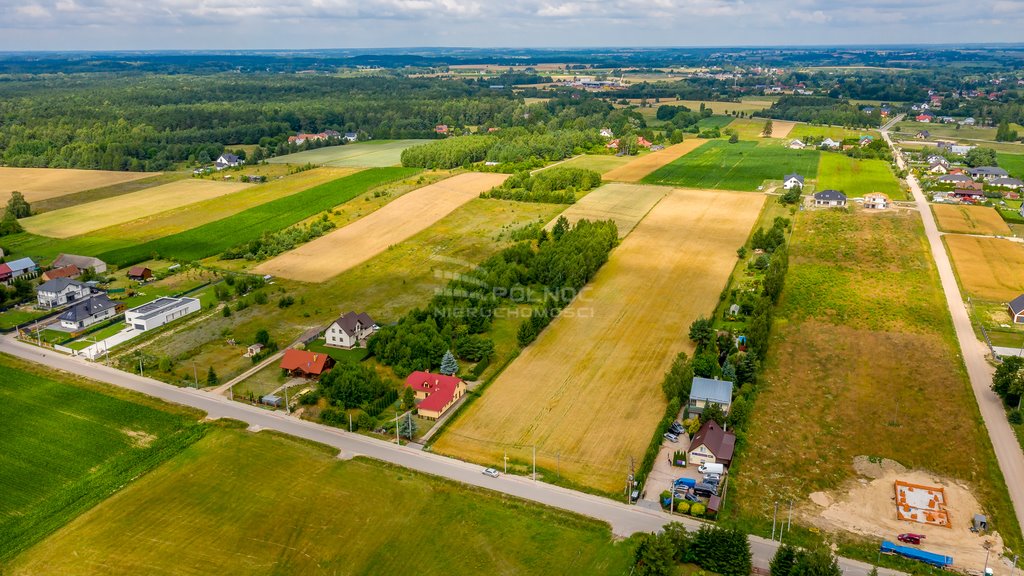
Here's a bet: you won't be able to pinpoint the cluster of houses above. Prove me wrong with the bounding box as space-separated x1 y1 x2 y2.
781 173 888 210
788 135 871 151
927 155 1023 204
287 130 358 145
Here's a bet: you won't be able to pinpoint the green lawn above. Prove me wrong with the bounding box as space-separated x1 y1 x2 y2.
306 340 369 363
698 115 735 130
7 427 635 575
66 321 127 350
816 153 903 198
642 140 820 191
0 307 51 331
998 152 1024 180
267 139 431 167
0 356 201 562
787 124 879 142
725 118 774 140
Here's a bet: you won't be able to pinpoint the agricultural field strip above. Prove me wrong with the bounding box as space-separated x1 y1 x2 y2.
643 140 820 191
932 205 1012 237
546 183 669 238
603 139 706 182
0 167 155 204
435 189 766 491
944 235 1024 302
267 140 430 167
255 172 508 282
21 180 251 239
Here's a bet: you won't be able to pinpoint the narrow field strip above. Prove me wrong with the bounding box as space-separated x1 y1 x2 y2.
0 167 156 205
602 139 706 182
547 183 670 238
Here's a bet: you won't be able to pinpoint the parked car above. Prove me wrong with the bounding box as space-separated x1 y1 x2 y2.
898 533 925 545
698 462 725 476
693 482 718 497
703 475 721 486
482 468 500 478
663 433 679 443
673 477 697 489
683 492 702 503
669 422 685 434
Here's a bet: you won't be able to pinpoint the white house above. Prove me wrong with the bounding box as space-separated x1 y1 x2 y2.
215 153 241 170
1010 294 1024 324
820 138 841 150
789 139 807 150
814 189 847 207
36 278 92 309
928 162 948 174
599 128 614 138
125 297 201 331
344 132 358 142
59 294 119 330
991 177 1024 189
782 173 805 190
325 311 377 348
863 193 890 210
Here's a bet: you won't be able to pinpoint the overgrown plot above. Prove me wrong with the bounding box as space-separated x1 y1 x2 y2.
643 140 820 191
816 153 902 198
267 139 430 167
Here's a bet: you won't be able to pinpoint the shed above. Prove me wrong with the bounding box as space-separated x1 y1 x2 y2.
127 266 153 281
728 304 741 316
260 394 282 407
973 514 988 532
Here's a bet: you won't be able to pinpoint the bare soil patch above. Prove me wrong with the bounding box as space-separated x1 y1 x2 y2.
770 120 797 139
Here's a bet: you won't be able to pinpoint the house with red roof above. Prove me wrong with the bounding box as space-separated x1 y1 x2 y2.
404 371 467 420
41 265 81 282
915 113 934 123
279 348 335 379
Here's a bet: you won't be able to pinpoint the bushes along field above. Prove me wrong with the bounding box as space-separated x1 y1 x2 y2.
481 167 602 204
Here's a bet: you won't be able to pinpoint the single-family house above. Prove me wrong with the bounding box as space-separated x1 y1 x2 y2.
41 265 81 282
650 144 665 151
435 124 449 135
928 162 948 174
125 297 201 331
58 294 119 331
215 153 240 170
863 193 890 210
969 166 1010 181
36 278 92 309
991 177 1024 189
953 188 985 202
814 189 847 207
52 253 107 274
279 348 335 379
926 155 949 168
916 130 931 140
820 138 841 150
937 174 973 185
688 377 734 416
1009 294 1024 324
789 139 807 150
325 311 377 348
599 128 614 138
858 135 874 147
127 266 153 281
961 117 976 126
783 173 805 190
404 371 467 420
344 132 358 142
687 420 736 467
637 136 653 148
915 113 934 123
244 343 264 358
1 257 38 282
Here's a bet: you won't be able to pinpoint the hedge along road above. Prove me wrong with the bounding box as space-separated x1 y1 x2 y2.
0 335 901 576
97 167 420 267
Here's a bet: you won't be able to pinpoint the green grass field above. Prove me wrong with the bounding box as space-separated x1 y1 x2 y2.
787 124 878 142
642 140 820 191
267 139 430 167
0 307 51 331
816 153 903 198
894 121 997 141
98 167 419 266
725 118 774 140
998 152 1024 180
551 154 634 174
0 356 202 562
7 427 634 575
698 115 736 129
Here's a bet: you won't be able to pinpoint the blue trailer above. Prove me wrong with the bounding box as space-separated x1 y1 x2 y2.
880 540 953 568
673 477 697 489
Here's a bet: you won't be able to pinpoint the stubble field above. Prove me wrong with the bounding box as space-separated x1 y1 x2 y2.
602 139 705 182
0 167 156 204
547 182 669 238
434 189 765 492
933 204 1012 236
944 235 1024 301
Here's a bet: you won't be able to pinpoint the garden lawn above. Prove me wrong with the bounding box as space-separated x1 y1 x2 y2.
998 152 1024 180
816 153 903 198
643 140 819 191
7 428 634 576
98 167 419 266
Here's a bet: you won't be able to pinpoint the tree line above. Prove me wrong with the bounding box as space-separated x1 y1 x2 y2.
481 167 602 204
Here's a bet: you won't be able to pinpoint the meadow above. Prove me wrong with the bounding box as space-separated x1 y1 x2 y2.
434 189 765 492
603 139 706 182
787 124 879 142
643 140 820 191
21 179 251 238
998 152 1024 180
549 182 669 238
944 235 1024 301
932 204 1012 236
551 154 633 175
267 139 430 167
815 153 903 198
0 167 154 205
0 356 201 562
7 428 634 575
97 167 419 266
894 121 997 141
727 209 1021 551
725 118 775 140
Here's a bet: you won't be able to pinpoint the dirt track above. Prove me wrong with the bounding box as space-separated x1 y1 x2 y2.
603 139 705 182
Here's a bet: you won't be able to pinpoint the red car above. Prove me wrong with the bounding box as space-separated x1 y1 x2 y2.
898 533 926 545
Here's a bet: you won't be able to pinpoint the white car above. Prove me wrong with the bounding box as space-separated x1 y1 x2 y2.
482 468 500 478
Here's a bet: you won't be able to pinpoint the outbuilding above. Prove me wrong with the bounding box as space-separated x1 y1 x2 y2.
1009 294 1024 324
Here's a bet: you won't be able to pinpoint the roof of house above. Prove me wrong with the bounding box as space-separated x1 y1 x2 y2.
37 278 88 294
820 138 841 147
690 377 734 405
814 189 847 202
6 257 37 272
219 153 239 163
917 130 931 136
790 139 805 146
992 177 1024 187
279 348 333 375
688 420 736 462
970 166 1009 176
954 188 985 196
1010 294 1024 316
937 174 972 182
0 263 9 276
58 294 116 323
331 311 375 337
127 266 151 276
784 173 804 184
52 253 104 270
864 192 890 201
406 371 464 412
44 265 81 280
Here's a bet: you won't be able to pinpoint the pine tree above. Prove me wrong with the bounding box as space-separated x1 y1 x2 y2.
440 350 459 376
207 366 219 386
770 544 797 576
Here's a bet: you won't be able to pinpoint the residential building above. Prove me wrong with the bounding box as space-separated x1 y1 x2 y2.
215 153 240 170
688 377 734 416
404 371 467 420
782 173 805 190
599 128 614 138
936 174 973 185
58 294 119 331
125 297 201 331
926 155 949 168
435 124 449 135
915 113 933 123
916 130 931 139
52 253 107 274
953 189 985 202
244 343 264 357
814 190 847 207
0 257 38 283
969 166 1010 181
1010 294 1024 324
961 117 976 126
863 193 890 210
41 265 81 282
325 311 377 348
36 278 92 309
928 162 948 174
789 139 806 150
991 177 1024 189
820 138 841 150
858 135 874 147
687 420 736 467
344 132 358 142
279 348 335 379
127 266 153 281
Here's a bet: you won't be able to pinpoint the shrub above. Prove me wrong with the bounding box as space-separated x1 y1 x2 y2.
675 501 691 514
1009 410 1023 425
690 503 706 517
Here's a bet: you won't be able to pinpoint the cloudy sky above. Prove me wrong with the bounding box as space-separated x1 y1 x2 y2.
2 0 1024 50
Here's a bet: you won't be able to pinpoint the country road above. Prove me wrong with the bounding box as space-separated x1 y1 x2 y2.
882 122 1024 538
0 334 900 576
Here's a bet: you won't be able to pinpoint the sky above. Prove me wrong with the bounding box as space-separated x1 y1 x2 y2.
2 0 1024 51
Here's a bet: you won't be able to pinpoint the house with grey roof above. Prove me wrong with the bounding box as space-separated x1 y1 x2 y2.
36 278 92 309
52 253 107 274
937 174 973 185
969 166 1010 181
820 138 841 149
59 294 119 331
1009 294 1024 324
783 173 805 190
0 257 38 283
325 311 377 348
215 153 240 170
814 190 847 207
991 177 1023 189
688 377 734 416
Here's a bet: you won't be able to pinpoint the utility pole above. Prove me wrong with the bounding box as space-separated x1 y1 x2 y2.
557 451 561 480
395 411 400 445
787 500 793 535
193 360 198 388
349 413 352 433
532 445 536 482
772 501 779 541
139 357 144 377
504 452 508 474
284 384 290 414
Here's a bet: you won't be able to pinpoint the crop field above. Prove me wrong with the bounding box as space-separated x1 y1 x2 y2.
548 182 669 238
998 152 1024 180
256 172 507 282
97 167 418 266
643 140 820 191
0 167 155 205
933 204 1012 236
434 189 765 492
551 154 634 174
788 124 879 142
7 428 633 575
725 118 775 140
31 173 186 214
267 139 430 167
944 235 1024 301
894 121 997 141
0 356 199 562
676 99 773 114
603 139 706 182
728 209 1021 550
816 153 903 198
21 180 251 239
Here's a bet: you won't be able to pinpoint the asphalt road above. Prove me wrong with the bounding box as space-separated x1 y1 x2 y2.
883 124 1024 537
0 334 900 576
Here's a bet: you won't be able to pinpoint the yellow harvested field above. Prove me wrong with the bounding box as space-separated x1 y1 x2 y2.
0 167 155 204
255 172 508 282
603 139 706 182
932 204 1012 236
21 179 250 239
770 120 797 139
434 189 766 491
548 183 669 238
945 235 1024 301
